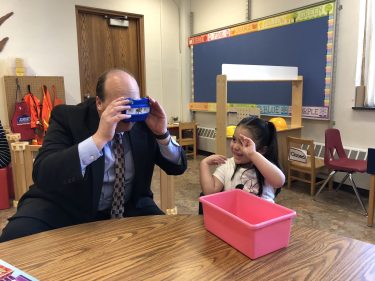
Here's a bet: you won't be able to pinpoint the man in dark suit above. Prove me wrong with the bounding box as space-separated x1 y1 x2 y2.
0 69 187 242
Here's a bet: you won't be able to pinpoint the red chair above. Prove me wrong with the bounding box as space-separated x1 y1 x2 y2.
0 167 10 209
314 128 368 215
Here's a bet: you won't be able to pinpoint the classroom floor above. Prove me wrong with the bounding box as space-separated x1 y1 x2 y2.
1 154 375 245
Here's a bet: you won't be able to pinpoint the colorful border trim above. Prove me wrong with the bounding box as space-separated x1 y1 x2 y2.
189 102 329 119
324 13 335 109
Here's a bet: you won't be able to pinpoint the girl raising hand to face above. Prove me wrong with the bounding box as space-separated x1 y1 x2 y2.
200 116 285 202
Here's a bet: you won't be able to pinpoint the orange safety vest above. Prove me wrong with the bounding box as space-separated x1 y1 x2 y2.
24 86 41 129
42 85 53 131
24 85 44 144
51 85 63 107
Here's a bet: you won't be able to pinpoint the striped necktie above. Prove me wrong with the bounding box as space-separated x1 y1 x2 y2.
111 133 125 218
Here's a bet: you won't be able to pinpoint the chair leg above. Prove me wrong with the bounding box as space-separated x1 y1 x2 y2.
287 167 291 189
314 170 336 200
348 174 368 216
335 173 349 192
328 173 334 190
311 174 316 196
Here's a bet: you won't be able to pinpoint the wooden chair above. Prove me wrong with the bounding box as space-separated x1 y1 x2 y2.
178 122 197 159
287 136 325 196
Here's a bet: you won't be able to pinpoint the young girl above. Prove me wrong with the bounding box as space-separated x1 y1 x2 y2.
200 116 285 202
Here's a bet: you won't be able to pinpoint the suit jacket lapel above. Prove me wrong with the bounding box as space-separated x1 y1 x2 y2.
91 152 104 214
87 99 100 136
73 98 100 142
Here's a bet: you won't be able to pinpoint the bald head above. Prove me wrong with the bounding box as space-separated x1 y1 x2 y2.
96 69 140 102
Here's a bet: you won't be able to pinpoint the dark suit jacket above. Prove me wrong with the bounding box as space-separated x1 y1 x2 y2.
13 98 187 227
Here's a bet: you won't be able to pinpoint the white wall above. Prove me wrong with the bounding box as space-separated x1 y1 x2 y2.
251 0 319 20
191 0 248 34
0 0 181 125
177 0 193 123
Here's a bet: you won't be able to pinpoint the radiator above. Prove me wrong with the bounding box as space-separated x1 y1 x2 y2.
197 126 368 160
197 126 216 153
301 142 368 160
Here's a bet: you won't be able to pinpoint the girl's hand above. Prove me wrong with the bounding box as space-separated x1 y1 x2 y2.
200 154 226 195
239 134 257 158
202 154 227 166
239 134 285 188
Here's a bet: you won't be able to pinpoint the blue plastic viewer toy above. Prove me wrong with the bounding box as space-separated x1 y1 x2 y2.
123 98 150 122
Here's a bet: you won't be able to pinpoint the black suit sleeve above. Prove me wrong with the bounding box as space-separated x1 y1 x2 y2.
32 105 84 190
129 123 187 186
155 143 187 176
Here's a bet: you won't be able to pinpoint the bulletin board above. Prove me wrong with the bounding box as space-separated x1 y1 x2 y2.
188 1 336 120
4 76 65 124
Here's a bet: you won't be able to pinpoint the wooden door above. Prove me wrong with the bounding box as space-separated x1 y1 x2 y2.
76 6 146 101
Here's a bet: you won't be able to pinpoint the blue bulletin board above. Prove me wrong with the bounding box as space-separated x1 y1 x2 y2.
189 1 336 120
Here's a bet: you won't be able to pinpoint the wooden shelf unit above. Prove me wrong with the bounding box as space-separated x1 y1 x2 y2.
216 74 303 171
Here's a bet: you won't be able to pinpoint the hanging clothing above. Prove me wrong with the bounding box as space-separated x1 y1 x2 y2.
51 85 63 107
42 85 53 132
24 86 41 129
24 85 44 144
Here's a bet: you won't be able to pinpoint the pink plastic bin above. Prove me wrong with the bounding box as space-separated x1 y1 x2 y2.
199 189 296 259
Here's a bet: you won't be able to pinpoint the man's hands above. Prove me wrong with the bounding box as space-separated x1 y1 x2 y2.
93 96 170 150
92 97 131 150
145 97 168 136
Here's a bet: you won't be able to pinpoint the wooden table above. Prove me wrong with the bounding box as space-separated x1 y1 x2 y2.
0 215 374 280
167 123 180 139
167 122 198 139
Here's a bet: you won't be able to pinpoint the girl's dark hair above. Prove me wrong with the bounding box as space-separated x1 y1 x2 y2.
231 116 281 197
